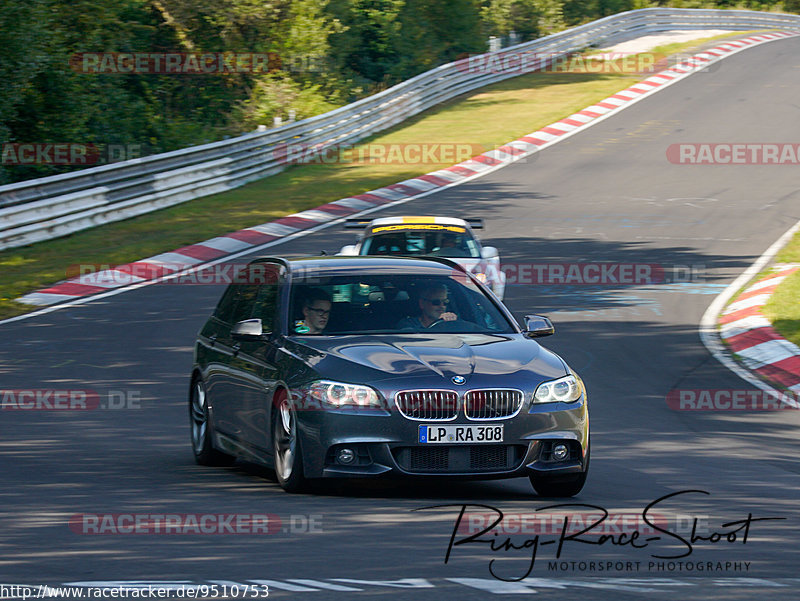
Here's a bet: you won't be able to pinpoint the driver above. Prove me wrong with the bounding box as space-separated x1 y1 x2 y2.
430 234 469 257
397 283 457 329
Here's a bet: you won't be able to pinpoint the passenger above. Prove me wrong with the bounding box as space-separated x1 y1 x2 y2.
295 288 331 334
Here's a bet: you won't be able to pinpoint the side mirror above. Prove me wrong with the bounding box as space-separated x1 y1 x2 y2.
232 318 265 340
482 246 499 259
338 245 358 256
523 314 554 338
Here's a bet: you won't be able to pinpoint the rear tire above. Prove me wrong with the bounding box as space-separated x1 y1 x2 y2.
272 392 308 493
530 444 589 497
190 377 236 467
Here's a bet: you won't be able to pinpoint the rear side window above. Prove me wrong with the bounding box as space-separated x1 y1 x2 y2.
213 263 282 325
252 264 281 333
213 285 240 323
230 284 260 324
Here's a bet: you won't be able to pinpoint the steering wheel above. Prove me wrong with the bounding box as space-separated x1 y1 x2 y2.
428 318 480 332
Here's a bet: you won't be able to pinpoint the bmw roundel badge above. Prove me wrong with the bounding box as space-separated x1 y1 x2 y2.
452 375 466 385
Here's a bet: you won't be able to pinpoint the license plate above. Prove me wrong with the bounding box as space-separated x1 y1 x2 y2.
419 424 504 444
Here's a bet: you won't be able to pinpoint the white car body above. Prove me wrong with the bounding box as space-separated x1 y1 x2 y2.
338 216 506 300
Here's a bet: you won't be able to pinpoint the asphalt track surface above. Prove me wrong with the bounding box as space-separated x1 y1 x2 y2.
2 36 800 600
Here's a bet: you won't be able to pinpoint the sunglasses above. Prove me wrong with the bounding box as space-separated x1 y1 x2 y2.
423 298 449 306
307 307 331 316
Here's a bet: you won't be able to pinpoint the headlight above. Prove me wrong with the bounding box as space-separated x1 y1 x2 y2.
303 380 383 410
533 375 582 404
474 272 487 283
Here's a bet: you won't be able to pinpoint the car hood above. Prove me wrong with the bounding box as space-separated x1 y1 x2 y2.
286 333 567 388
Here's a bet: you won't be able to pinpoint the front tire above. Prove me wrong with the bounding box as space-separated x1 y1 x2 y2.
190 377 236 466
272 392 308 493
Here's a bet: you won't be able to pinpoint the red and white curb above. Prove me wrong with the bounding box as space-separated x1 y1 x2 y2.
719 265 800 392
17 31 798 307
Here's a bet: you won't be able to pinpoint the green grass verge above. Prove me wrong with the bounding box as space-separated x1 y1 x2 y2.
763 229 800 347
0 32 763 320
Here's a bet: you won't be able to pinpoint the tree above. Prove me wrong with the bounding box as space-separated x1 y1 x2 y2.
327 0 404 85
392 0 485 80
0 1 52 183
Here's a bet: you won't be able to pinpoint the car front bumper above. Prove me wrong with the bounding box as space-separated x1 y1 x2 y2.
294 395 588 479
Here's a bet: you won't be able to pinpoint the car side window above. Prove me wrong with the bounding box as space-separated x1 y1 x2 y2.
214 264 282 329
230 284 260 325
253 283 279 333
213 285 240 323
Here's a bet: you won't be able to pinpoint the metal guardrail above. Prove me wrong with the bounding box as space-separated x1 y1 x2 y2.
2 7 799 251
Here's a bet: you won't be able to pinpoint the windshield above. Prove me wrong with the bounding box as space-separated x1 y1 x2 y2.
359 225 481 258
289 273 514 335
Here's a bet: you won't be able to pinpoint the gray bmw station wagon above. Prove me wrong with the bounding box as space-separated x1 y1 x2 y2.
190 256 589 496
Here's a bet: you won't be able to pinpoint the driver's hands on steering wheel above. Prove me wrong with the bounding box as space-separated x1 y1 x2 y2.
428 312 458 328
